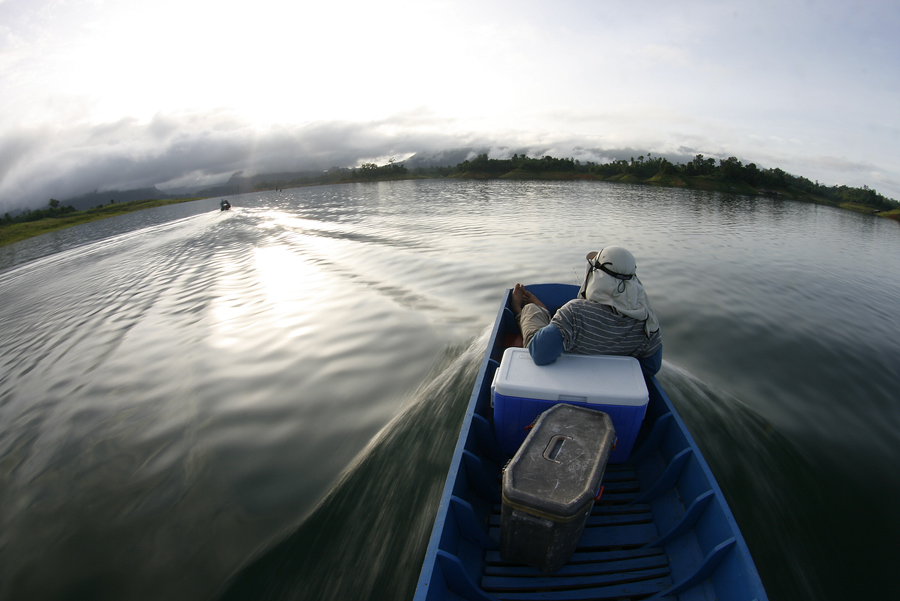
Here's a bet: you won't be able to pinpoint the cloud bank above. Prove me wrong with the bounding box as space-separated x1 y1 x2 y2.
3 106 898 215
0 108 659 212
2 0 899 213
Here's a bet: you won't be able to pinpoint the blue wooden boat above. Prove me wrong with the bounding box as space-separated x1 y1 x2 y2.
414 284 768 601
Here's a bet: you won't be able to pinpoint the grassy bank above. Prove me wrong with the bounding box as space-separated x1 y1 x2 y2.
837 202 900 220
0 197 205 247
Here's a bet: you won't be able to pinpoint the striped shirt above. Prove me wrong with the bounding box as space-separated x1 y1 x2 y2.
551 299 661 359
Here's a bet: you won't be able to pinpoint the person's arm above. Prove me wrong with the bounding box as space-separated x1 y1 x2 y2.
519 303 565 364
515 285 568 365
638 345 663 376
528 323 565 365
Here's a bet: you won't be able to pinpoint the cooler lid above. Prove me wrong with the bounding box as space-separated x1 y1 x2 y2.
493 348 648 406
502 404 616 520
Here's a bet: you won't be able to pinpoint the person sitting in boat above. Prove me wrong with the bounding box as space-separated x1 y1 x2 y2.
513 246 662 375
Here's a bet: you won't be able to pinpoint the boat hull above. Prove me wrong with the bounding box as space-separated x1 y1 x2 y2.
413 284 768 601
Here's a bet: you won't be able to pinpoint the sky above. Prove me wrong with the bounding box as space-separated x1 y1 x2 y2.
1 0 898 212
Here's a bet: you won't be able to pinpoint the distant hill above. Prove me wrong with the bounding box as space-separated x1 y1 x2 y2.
57 150 897 220
403 148 490 169
66 187 176 211
58 152 496 208
62 170 329 209
192 170 325 197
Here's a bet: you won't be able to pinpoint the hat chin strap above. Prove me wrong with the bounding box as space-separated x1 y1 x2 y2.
577 263 593 299
596 262 633 281
585 270 627 301
579 261 631 300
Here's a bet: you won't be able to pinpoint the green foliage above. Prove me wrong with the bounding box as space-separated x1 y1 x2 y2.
453 152 899 213
3 201 77 225
7 153 896 248
680 154 718 177
254 154 898 214
354 159 409 180
1 197 203 247
252 159 414 190
456 153 581 176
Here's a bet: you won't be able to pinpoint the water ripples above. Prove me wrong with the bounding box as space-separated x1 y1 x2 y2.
1 180 899 600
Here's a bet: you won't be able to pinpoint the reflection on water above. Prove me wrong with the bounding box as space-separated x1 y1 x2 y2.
1 180 899 600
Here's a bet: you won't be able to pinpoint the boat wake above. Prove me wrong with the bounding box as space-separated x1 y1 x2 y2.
214 329 491 601
656 363 825 600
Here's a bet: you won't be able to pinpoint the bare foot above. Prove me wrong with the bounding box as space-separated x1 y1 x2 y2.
512 284 547 314
512 283 527 314
523 288 547 310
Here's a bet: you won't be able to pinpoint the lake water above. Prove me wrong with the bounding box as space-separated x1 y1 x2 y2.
1 180 898 601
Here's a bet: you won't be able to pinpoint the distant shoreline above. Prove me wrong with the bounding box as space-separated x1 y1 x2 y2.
0 197 206 247
2 174 898 248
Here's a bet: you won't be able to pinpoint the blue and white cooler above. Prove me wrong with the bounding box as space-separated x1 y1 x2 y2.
492 348 649 463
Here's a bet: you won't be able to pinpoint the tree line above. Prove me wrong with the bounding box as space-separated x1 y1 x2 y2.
356 159 409 179
255 151 897 214
2 199 78 226
438 152 898 212
450 153 579 176
6 151 898 228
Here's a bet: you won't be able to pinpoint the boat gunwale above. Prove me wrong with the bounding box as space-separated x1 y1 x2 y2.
413 283 767 601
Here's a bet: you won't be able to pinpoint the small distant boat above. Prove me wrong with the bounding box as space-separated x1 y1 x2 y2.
413 283 768 601
220 199 232 211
